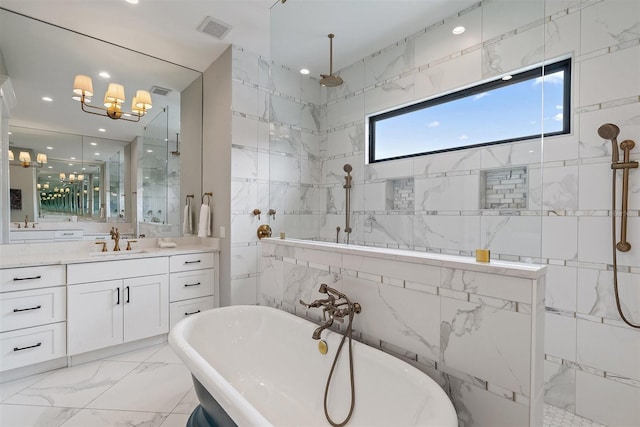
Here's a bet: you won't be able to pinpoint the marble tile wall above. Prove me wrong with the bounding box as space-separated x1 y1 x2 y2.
258 0 640 425
261 240 546 427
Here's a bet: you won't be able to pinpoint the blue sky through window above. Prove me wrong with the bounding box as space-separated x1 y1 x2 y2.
372 67 567 161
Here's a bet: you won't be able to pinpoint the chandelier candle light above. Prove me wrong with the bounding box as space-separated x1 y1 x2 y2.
73 75 152 122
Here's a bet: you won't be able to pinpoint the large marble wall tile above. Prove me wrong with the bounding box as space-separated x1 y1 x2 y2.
364 39 415 88
544 11 581 60
231 277 258 305
232 47 259 85
231 146 258 180
269 213 301 240
414 50 482 102
441 268 533 304
281 262 340 311
576 217 611 264
366 157 413 181
544 312 576 360
580 0 640 55
300 75 321 105
343 276 440 361
0 405 80 426
447 375 530 427
326 185 346 214
324 155 364 186
576 319 640 381
364 74 415 116
362 213 414 248
415 174 480 211
343 254 440 287
481 0 544 41
541 216 578 260
413 149 481 176
577 161 611 211
301 131 323 159
269 182 302 212
363 181 389 212
482 22 544 79
543 134 579 163
300 186 325 213
414 215 481 253
269 152 301 183
541 165 578 211
480 139 541 169
232 81 258 116
269 124 301 156
231 245 259 277
579 46 640 107
326 61 365 103
577 268 640 322
271 65 301 99
231 180 257 213
300 103 323 133
232 115 258 149
544 360 576 412
294 247 342 269
326 93 365 129
271 95 302 128
545 265 577 312
578 102 640 159
260 254 284 303
413 7 482 67
326 124 365 158
575 371 640 427
441 297 532 395
480 216 541 258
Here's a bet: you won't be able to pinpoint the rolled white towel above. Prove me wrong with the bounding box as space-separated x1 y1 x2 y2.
183 204 192 235
197 204 211 237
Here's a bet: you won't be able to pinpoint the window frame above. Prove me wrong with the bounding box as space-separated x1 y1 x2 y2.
367 58 571 164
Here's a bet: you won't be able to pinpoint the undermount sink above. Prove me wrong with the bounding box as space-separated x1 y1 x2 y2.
90 249 147 256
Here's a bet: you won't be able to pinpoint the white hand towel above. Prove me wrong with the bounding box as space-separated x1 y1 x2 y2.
183 203 192 235
197 204 211 237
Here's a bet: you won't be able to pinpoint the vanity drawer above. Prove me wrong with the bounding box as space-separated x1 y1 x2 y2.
0 322 66 372
0 265 66 292
169 296 214 329
170 252 214 272
54 229 83 241
67 257 169 284
170 270 214 302
0 286 66 332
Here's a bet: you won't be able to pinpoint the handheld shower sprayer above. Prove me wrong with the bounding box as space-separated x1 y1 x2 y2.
343 164 353 243
597 123 620 162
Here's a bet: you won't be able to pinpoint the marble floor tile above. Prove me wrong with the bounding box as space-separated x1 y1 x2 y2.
144 344 183 364
86 363 192 413
103 344 165 363
3 361 139 408
0 404 80 427
172 387 198 414
159 413 191 427
0 372 52 402
544 403 607 427
60 408 168 427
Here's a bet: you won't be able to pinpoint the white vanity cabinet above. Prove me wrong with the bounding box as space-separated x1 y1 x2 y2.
66 257 169 355
169 252 216 328
0 265 67 372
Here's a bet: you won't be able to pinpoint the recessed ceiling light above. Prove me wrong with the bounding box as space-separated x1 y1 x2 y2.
82 167 86 171
68 163 73 166
99 71 110 78
300 69 310 75
452 26 466 35
7 131 11 135
46 146 53 150
94 152 100 156
98 128 106 132
502 75 513 81
90 142 97 146
125 0 138 4
70 157 76 160
47 166 52 169
146 149 153 153
42 96 53 102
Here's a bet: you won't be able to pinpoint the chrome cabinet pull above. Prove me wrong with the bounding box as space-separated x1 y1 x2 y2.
184 260 201 264
184 282 201 287
185 310 201 316
13 275 42 281
14 342 42 351
13 305 42 313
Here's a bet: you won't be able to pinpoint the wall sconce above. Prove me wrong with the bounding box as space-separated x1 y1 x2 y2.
19 151 31 167
65 188 70 193
94 186 100 192
59 173 66 181
69 173 76 183
37 183 41 189
36 153 47 166
77 174 84 181
73 75 152 122
8 149 14 161
43 183 49 189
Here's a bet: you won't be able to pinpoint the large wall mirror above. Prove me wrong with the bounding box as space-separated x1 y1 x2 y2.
0 8 203 242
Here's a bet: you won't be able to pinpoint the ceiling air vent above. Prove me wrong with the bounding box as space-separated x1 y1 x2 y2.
198 16 232 40
150 86 172 97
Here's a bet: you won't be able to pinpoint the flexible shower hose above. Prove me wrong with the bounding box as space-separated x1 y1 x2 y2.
611 169 640 329
323 310 357 427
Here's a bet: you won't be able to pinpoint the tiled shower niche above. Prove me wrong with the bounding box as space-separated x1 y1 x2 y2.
481 167 528 210
389 178 415 211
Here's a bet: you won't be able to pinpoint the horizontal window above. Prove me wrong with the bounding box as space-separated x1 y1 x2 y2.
368 59 571 163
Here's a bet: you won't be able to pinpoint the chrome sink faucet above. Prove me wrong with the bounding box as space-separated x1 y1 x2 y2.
300 283 361 340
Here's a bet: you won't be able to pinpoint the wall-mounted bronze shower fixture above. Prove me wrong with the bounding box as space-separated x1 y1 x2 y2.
597 123 639 329
252 209 261 220
268 209 276 220
257 224 272 239
343 164 353 245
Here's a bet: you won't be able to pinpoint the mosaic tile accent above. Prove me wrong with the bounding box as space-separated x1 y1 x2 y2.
481 167 528 209
544 404 607 427
392 178 414 211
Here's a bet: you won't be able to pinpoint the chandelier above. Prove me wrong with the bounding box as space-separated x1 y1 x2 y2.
73 75 152 122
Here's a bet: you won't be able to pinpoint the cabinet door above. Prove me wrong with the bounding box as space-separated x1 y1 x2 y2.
67 280 123 355
123 275 168 343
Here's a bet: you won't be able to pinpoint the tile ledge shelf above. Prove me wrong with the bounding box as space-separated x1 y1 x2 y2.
263 238 546 280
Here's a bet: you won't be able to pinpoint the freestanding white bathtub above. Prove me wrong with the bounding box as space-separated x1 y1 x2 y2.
169 305 457 427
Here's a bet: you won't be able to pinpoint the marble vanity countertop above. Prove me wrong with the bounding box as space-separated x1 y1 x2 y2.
263 238 546 279
0 237 220 269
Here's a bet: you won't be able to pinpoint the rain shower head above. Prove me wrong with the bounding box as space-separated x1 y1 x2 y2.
598 123 620 162
343 163 352 173
320 34 344 87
